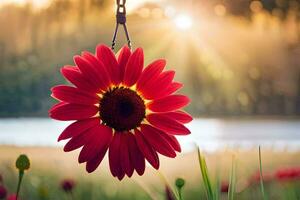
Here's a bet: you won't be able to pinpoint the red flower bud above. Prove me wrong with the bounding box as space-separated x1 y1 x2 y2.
220 181 229 193
61 179 76 192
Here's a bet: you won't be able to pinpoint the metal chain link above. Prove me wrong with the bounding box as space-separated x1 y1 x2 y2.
111 0 132 50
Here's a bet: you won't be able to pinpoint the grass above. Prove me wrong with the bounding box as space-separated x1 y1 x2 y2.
1 146 300 199
259 146 267 200
228 155 236 200
197 147 214 200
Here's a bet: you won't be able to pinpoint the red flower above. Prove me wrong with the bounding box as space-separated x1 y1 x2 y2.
7 194 17 200
61 179 76 192
220 181 229 193
0 185 7 199
49 44 192 180
275 167 300 181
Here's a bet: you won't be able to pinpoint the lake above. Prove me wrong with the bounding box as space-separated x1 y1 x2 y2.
0 118 300 152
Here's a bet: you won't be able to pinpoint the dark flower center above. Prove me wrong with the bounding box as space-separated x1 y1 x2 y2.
99 87 146 131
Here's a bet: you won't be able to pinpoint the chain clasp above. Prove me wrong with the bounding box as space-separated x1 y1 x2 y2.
111 0 132 50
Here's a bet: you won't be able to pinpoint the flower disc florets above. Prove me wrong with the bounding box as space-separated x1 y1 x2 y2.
100 87 145 131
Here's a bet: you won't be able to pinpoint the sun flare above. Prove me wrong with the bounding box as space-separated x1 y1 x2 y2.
174 14 193 30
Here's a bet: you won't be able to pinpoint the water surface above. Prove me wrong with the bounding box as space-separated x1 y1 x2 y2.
0 118 300 152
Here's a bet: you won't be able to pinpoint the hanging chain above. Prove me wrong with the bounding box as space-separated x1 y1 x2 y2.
111 0 132 50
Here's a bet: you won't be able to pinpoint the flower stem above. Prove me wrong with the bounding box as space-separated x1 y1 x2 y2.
16 170 24 200
259 146 268 200
69 191 75 200
176 188 183 200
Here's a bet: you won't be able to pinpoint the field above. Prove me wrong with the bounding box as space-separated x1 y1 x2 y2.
1 146 300 199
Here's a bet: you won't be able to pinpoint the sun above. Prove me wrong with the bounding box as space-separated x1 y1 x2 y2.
174 14 193 30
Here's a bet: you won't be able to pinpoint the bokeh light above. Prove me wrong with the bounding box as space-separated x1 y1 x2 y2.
214 4 227 17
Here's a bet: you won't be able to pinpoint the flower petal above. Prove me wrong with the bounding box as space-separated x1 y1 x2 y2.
61 66 98 92
160 134 181 152
127 133 145 176
82 51 111 90
162 82 183 96
96 44 121 84
117 170 126 181
117 46 131 81
143 81 183 100
79 124 112 163
136 59 166 91
146 113 191 135
140 124 176 158
109 132 126 180
141 71 175 100
120 133 134 177
58 118 100 141
157 111 193 124
51 85 100 105
147 95 190 112
86 149 107 173
109 133 122 177
74 56 104 91
49 103 98 121
63 130 94 152
64 136 86 152
123 48 144 87
134 129 159 169
49 102 67 113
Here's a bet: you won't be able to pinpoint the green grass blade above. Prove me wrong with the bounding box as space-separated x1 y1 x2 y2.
214 170 221 200
259 146 268 200
228 155 236 200
197 147 214 200
214 168 220 200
